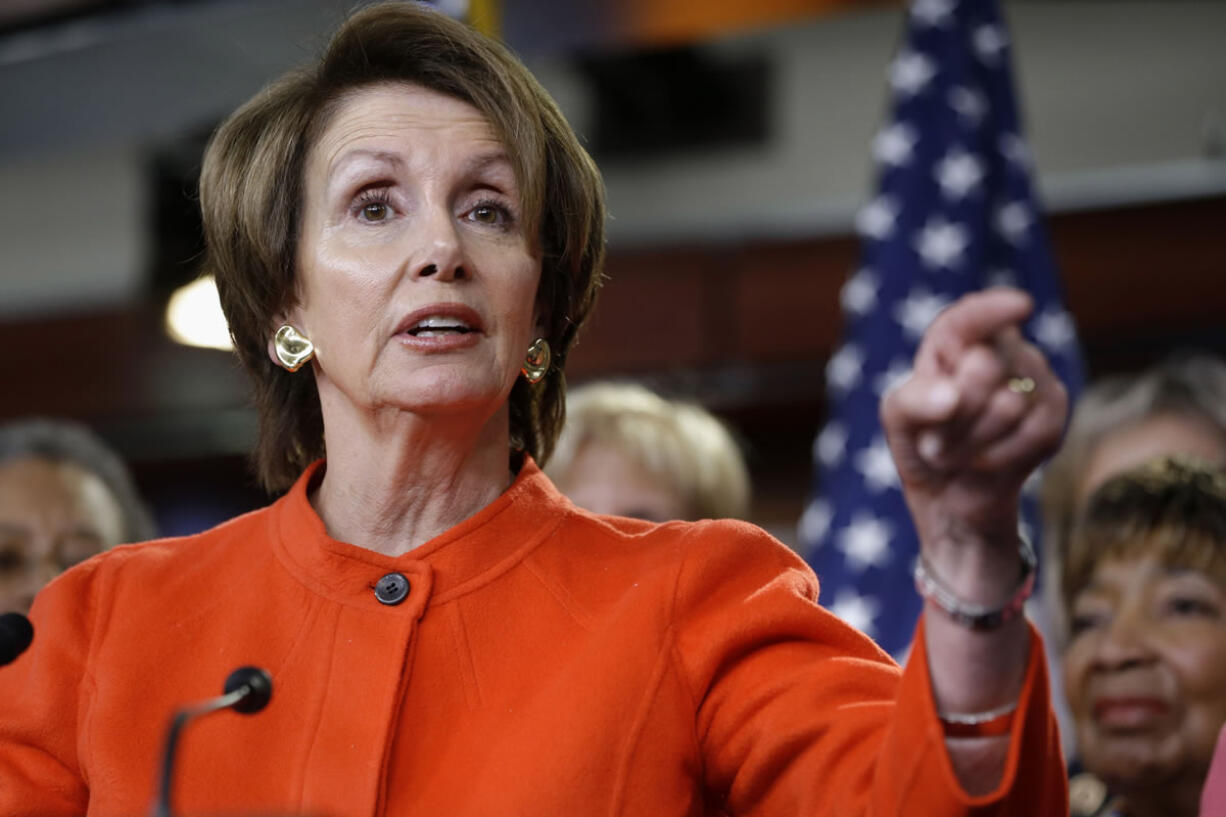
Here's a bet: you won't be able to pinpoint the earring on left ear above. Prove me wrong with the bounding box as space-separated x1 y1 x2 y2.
273 324 315 372
521 338 551 384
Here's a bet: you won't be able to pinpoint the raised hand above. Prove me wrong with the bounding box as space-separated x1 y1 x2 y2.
881 288 1067 549
880 289 1070 794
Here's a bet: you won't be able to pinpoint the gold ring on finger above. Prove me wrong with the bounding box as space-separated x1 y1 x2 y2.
1007 376 1037 396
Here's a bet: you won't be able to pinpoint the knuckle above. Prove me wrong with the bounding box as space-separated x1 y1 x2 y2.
957 349 1003 397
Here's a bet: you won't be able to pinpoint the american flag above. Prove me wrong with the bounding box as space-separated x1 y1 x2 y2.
800 0 1084 658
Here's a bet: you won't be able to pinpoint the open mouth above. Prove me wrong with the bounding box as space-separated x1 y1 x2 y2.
405 316 475 338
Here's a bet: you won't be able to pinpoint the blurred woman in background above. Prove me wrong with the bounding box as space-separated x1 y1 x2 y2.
0 418 155 613
1038 354 1226 761
546 381 750 521
1061 457 1226 817
1043 354 1226 597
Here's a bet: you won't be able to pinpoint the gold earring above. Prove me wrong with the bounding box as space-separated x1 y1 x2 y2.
274 325 315 372
521 338 551 384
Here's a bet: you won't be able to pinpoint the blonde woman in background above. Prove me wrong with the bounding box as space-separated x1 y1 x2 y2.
546 382 750 522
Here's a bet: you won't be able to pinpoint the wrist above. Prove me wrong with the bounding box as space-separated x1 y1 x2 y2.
915 532 1035 631
918 516 1025 604
922 600 1031 722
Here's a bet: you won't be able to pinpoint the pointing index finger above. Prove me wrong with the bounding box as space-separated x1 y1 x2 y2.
919 288 1035 374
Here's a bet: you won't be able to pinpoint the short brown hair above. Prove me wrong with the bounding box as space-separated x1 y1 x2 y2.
1061 457 1226 621
200 2 606 492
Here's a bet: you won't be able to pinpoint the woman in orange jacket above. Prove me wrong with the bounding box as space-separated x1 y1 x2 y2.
0 4 1067 814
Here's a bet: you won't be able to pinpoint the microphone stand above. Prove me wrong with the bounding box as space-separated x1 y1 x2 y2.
151 666 273 817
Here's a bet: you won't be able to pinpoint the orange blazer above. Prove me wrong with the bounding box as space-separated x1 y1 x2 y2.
0 459 1066 816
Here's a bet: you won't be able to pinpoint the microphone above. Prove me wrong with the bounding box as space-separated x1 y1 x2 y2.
152 666 273 817
0 612 33 666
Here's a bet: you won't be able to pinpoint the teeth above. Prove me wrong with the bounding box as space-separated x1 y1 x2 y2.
409 315 472 335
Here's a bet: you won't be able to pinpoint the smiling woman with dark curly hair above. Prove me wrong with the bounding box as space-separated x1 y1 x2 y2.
1063 457 1226 817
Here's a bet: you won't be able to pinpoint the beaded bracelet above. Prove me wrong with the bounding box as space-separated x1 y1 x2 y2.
912 532 1036 632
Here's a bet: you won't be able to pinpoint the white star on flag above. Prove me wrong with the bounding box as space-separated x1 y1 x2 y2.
889 50 937 97
948 86 987 126
894 287 951 341
911 0 956 28
995 201 1032 245
873 122 918 168
914 216 970 269
828 588 882 637
873 359 913 396
999 133 1032 168
837 512 894 572
935 149 985 199
826 344 866 393
856 195 900 240
799 499 834 546
1032 307 1078 352
840 269 879 316
814 422 848 467
973 24 1009 64
854 435 900 493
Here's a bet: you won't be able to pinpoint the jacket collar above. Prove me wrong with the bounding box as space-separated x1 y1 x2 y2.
269 457 569 610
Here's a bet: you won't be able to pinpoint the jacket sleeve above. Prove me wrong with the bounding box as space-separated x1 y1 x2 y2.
0 562 101 815
668 521 1067 816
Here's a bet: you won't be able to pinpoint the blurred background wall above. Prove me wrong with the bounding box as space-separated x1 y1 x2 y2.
1 0 1224 539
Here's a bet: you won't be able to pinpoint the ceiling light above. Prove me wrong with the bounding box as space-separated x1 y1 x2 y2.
165 274 233 351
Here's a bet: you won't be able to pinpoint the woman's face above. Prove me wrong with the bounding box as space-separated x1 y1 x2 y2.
285 83 541 430
553 442 691 522
0 457 124 613
1063 549 1226 794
